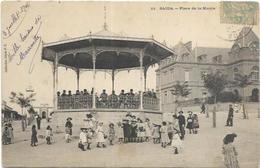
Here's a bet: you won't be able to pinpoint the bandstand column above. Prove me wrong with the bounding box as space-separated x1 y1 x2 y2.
76 68 80 90
112 69 115 91
158 62 162 111
144 66 148 91
139 51 144 110
92 49 96 109
53 54 59 110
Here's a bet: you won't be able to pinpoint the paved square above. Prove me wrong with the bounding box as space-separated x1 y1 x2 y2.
2 111 260 167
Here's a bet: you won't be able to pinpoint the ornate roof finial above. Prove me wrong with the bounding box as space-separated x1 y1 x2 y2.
103 6 108 30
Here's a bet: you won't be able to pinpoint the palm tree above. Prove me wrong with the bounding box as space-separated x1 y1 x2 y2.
233 73 252 119
9 92 36 131
170 81 191 113
202 71 228 127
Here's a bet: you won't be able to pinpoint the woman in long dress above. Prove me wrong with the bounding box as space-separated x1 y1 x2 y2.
117 122 124 144
144 118 152 142
96 122 106 148
222 133 239 168
160 121 169 148
31 125 38 147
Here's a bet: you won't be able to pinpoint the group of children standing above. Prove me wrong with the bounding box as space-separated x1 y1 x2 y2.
77 113 154 151
30 124 54 147
76 112 196 155
2 123 14 145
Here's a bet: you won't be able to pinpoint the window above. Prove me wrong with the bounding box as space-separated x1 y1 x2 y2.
251 66 259 81
231 44 240 56
197 54 207 62
233 67 239 80
170 69 174 80
212 55 222 64
249 42 259 54
185 71 190 81
164 91 167 103
201 71 208 79
181 53 189 62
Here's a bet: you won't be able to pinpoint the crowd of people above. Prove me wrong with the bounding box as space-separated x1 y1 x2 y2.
59 111 200 154
57 89 158 109
2 122 14 145
2 108 240 168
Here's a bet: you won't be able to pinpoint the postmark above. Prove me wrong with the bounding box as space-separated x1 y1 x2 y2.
220 1 258 25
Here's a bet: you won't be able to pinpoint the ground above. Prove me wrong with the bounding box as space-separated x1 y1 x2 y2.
2 110 260 167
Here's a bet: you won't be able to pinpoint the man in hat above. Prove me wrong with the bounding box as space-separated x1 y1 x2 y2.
177 111 186 140
100 89 108 108
226 104 234 127
122 119 131 143
61 90 67 97
118 90 126 108
36 115 42 130
108 90 118 108
130 118 138 142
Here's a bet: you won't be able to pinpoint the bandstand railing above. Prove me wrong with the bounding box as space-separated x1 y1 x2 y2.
57 95 159 110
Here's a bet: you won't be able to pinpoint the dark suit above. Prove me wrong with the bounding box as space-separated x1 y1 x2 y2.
178 114 186 140
226 107 234 126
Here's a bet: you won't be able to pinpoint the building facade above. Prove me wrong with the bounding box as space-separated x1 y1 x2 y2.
156 27 259 112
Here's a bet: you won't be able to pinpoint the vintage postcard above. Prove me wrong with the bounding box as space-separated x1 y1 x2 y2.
1 1 259 167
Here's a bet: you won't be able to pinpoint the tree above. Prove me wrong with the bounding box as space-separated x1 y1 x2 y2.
233 73 252 119
9 92 36 131
170 81 191 113
27 106 37 125
202 71 228 127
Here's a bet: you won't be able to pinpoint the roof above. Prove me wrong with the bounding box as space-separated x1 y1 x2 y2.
192 47 230 62
234 27 259 47
42 30 175 70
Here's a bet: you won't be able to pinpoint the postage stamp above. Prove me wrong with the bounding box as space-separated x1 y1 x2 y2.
220 1 259 25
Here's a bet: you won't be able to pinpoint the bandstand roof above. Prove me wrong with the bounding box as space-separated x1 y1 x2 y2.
42 30 175 70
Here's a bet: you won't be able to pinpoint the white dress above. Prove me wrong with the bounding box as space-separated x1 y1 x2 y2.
79 132 87 143
117 125 124 139
144 122 152 137
96 126 105 143
171 133 182 149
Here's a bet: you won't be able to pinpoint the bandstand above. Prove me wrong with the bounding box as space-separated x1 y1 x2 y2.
42 27 175 128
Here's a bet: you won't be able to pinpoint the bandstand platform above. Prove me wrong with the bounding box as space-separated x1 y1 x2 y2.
42 24 175 129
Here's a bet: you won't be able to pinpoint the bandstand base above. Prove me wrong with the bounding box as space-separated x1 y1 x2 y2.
51 108 162 135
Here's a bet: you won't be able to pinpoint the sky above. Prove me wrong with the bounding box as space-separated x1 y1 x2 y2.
1 1 259 112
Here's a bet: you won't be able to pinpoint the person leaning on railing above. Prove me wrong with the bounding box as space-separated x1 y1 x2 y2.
108 90 118 108
118 90 126 108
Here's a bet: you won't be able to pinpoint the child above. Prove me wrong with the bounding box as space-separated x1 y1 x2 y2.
79 128 87 151
130 119 138 143
192 114 199 134
2 126 10 145
160 122 169 148
171 131 182 154
186 112 194 134
86 128 93 150
152 124 160 144
46 125 52 145
108 123 116 145
117 122 124 144
144 118 152 142
31 125 38 147
50 128 54 143
137 119 145 143
65 127 71 143
7 123 14 144
96 122 106 148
